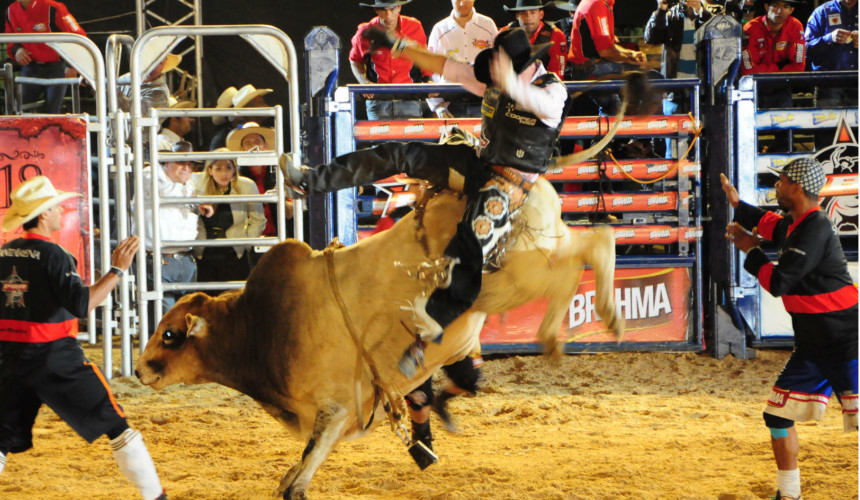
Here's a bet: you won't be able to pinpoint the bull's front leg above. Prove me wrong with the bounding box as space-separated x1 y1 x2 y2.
274 402 349 500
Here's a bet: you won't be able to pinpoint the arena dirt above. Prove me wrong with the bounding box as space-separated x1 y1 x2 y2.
1 347 856 499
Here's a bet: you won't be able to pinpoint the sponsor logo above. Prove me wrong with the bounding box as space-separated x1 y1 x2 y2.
578 120 598 130
619 119 633 129
649 229 671 240
828 13 842 26
614 229 635 239
776 41 787 51
568 283 673 327
648 195 669 206
578 165 598 174
612 196 633 207
369 124 390 135
473 40 491 50
516 149 525 158
612 163 633 174
1 267 28 309
505 107 537 126
33 23 47 32
404 123 425 134
686 228 703 239
813 112 837 125
647 163 670 174
598 17 610 36
647 119 668 130
770 157 789 168
770 114 794 126
682 120 693 130
767 388 789 408
577 197 599 207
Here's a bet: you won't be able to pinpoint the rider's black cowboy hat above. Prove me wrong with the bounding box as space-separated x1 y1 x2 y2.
504 0 547 12
473 28 553 84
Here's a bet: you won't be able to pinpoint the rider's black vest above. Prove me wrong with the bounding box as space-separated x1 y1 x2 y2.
478 73 568 173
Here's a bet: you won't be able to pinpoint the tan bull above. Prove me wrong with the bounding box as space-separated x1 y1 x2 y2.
134 175 622 499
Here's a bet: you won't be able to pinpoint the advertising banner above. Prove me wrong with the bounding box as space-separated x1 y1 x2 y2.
0 116 92 283
480 267 693 346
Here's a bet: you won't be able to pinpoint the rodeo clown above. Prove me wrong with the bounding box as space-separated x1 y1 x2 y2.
722 158 858 500
0 177 168 500
281 27 569 375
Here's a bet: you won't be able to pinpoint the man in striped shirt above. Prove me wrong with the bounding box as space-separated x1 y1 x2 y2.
722 158 858 500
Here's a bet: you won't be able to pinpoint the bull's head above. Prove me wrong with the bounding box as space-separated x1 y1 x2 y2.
134 292 213 390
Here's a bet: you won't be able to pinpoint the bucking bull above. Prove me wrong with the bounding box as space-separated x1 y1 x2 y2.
135 81 640 499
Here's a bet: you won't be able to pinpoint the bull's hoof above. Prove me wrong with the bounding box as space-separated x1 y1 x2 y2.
280 485 307 500
541 338 563 363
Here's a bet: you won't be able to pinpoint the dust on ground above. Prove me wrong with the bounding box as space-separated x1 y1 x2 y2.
1 347 856 499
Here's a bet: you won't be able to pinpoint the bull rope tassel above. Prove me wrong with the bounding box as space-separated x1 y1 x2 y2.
394 257 456 289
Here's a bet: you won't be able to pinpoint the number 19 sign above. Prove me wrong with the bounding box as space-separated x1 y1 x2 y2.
0 116 93 283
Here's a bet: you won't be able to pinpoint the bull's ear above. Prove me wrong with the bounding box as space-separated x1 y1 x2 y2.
185 313 208 338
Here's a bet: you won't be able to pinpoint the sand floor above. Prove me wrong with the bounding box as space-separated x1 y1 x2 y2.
0 347 856 499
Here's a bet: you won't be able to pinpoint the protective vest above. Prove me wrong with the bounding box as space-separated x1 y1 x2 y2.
478 73 568 173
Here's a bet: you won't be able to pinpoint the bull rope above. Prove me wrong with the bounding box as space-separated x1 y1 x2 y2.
323 245 404 435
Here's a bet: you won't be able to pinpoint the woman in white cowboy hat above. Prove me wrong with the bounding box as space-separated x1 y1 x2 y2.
192 148 266 290
0 176 169 500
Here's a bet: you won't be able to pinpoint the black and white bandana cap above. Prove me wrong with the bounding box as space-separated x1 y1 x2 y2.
768 157 826 196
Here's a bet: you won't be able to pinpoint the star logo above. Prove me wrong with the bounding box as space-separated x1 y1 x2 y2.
1 267 28 309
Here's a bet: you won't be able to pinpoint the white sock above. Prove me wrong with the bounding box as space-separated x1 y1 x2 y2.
110 428 164 500
777 468 801 498
0 451 6 476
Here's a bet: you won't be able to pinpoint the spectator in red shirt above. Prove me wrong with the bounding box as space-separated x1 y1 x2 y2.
741 0 806 114
500 0 568 79
349 0 427 120
5 0 86 113
568 0 647 79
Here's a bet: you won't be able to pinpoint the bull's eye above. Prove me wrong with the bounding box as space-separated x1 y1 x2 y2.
162 329 187 349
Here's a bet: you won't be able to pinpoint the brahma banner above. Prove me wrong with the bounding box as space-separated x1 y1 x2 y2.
480 267 693 345
0 116 92 283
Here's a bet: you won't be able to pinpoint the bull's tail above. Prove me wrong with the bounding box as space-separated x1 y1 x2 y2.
585 226 624 342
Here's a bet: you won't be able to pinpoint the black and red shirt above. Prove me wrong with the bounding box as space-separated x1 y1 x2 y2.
0 232 88 343
735 202 858 357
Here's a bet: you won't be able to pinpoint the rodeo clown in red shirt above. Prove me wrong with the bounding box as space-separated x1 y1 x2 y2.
741 0 806 75
0 177 168 500
722 158 858 500
4 0 87 113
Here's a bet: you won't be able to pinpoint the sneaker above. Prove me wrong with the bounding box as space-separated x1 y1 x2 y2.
278 153 308 198
398 340 426 378
771 490 801 500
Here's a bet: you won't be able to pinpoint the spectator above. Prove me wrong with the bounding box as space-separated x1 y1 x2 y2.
726 0 760 24
502 0 568 79
4 0 86 114
117 53 181 117
426 0 497 117
226 121 293 241
568 0 648 79
740 1 806 77
805 0 857 72
156 96 197 152
209 86 238 148
722 160 858 500
192 148 266 292
134 140 211 327
0 176 167 500
209 84 272 150
549 1 577 79
349 0 427 120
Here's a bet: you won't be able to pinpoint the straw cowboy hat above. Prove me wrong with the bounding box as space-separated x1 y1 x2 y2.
168 95 197 109
225 121 276 152
232 84 273 109
504 0 546 12
550 0 577 11
359 0 411 8
212 86 239 125
2 177 80 232
162 53 182 73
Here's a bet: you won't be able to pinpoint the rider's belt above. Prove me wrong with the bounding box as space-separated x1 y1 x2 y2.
490 165 535 192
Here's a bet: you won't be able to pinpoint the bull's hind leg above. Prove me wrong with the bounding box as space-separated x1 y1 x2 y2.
275 403 348 500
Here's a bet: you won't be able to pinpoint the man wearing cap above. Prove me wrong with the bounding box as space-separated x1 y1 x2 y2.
283 28 569 376
426 0 497 117
4 0 87 113
0 176 168 500
156 96 196 152
349 0 428 120
134 141 212 325
208 84 272 150
567 0 648 79
741 0 806 76
722 159 858 500
226 121 292 241
501 0 568 79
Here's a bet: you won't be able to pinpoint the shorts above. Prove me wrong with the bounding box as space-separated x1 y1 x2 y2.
764 352 858 427
0 337 127 453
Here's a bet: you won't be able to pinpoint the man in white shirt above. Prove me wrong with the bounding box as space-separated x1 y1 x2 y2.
156 97 196 152
136 141 212 324
427 0 498 117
